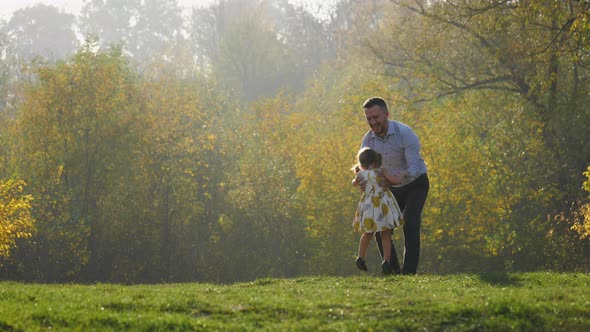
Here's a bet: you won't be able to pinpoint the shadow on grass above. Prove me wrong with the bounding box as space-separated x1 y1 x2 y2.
477 272 522 287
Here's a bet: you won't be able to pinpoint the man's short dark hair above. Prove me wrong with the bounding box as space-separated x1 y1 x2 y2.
362 97 388 111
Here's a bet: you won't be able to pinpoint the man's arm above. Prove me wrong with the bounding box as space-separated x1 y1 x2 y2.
402 126 426 178
381 168 403 185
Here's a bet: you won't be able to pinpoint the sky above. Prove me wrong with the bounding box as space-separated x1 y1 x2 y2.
0 0 340 21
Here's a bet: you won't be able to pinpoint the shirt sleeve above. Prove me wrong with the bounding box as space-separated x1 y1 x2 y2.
402 126 424 178
360 131 372 149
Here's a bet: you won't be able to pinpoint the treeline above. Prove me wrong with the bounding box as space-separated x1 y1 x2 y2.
0 0 589 283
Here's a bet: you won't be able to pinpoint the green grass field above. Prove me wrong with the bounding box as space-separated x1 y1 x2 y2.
0 272 588 331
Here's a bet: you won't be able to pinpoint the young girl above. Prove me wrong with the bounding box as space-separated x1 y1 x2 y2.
351 147 404 274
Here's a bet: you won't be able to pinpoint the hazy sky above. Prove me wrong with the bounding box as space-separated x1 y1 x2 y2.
0 0 339 21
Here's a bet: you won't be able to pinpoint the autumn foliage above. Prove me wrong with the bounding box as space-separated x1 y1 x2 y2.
0 0 588 282
0 180 34 259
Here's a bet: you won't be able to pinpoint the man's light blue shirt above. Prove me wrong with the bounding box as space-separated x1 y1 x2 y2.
361 120 427 186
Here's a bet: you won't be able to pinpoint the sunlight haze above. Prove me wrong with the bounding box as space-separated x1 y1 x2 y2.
0 0 339 21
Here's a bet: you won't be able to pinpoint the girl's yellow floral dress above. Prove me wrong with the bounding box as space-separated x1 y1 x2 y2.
353 169 403 233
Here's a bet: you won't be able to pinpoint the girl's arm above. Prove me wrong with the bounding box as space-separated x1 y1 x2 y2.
352 173 361 186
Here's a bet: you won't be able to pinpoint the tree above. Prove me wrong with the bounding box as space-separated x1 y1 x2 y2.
221 94 311 280
216 16 298 100
0 179 34 260
11 41 142 281
79 0 138 49
573 167 590 240
2 4 77 60
418 91 554 272
131 69 227 282
80 0 185 63
189 0 334 100
0 30 17 179
129 0 184 61
266 0 336 87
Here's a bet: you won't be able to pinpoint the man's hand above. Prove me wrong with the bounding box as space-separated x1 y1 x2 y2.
395 170 409 178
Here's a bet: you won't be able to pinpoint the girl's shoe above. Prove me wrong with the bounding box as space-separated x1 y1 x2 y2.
381 260 393 275
355 257 368 271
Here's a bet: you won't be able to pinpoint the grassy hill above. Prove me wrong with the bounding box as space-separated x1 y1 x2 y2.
0 272 588 331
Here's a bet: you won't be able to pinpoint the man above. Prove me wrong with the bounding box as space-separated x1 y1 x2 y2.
359 97 429 275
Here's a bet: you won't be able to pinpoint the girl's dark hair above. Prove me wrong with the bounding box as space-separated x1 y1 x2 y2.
352 147 382 173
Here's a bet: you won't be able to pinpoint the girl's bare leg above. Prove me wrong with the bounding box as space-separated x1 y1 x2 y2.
358 232 374 259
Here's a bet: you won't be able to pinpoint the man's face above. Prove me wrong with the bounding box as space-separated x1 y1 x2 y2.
364 105 389 137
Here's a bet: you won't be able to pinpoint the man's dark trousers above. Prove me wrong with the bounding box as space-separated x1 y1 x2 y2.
376 173 429 275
